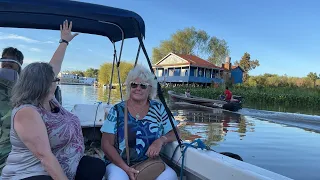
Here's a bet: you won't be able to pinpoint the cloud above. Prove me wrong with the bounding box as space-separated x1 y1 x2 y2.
0 34 40 43
88 49 93 52
0 33 55 44
43 41 54 44
29 48 42 52
23 58 40 64
16 44 42 52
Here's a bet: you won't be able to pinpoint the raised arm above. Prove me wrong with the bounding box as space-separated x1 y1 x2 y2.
14 107 68 180
50 20 79 76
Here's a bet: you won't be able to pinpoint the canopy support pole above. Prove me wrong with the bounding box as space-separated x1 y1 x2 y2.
134 45 141 67
137 35 183 148
99 20 125 102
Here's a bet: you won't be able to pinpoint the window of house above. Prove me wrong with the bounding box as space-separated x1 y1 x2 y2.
181 69 186 76
206 69 210 78
169 69 174 76
174 68 181 76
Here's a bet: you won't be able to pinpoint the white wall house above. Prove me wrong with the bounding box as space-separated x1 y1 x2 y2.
79 77 96 85
57 72 96 85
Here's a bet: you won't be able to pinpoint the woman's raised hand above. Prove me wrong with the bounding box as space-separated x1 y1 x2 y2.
60 20 79 42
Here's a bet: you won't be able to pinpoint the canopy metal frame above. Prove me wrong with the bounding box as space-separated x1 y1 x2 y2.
0 0 183 148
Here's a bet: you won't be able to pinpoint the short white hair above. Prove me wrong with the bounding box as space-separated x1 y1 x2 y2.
124 64 158 100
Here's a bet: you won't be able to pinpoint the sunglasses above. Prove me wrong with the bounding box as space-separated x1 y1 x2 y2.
130 82 150 89
52 77 60 82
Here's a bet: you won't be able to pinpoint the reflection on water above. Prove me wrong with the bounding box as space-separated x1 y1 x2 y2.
60 85 124 110
169 103 253 146
169 102 320 180
1 85 320 179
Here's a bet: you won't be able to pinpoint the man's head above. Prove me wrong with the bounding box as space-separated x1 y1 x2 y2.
226 87 229 90
1 47 24 73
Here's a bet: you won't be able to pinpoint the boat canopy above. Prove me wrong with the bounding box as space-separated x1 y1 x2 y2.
0 0 183 147
0 0 145 42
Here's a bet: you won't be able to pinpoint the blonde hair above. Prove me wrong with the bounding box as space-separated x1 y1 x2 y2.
124 64 157 100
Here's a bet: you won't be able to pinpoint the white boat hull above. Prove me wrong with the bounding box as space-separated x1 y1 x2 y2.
71 104 292 180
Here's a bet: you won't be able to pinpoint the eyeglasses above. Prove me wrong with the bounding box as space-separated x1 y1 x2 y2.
52 77 60 82
130 82 150 89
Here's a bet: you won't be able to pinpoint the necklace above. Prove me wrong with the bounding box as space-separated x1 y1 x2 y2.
129 100 148 119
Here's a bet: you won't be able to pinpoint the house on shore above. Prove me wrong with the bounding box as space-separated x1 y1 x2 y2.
152 53 244 86
221 57 244 84
57 72 97 85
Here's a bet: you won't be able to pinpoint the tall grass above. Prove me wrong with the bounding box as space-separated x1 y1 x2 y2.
163 85 320 107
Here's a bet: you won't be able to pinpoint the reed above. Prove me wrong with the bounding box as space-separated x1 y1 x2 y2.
162 86 320 107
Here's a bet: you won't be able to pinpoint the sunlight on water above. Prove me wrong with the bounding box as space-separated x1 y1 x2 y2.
59 85 123 111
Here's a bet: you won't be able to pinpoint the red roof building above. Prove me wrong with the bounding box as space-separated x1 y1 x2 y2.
153 52 224 85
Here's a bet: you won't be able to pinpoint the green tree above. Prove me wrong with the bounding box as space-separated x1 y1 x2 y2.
84 68 99 78
307 72 318 87
235 52 260 82
98 62 133 85
207 37 230 65
70 70 85 77
152 27 229 65
98 63 113 85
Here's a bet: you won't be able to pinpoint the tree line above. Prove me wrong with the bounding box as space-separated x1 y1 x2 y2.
63 27 318 89
245 73 319 88
62 68 99 79
62 62 133 86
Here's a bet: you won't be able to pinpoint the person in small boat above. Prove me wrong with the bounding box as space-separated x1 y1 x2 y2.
224 86 233 102
185 88 191 97
0 47 24 73
1 20 106 180
101 65 179 180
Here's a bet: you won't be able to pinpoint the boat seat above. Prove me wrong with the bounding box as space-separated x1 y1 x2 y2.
71 103 113 127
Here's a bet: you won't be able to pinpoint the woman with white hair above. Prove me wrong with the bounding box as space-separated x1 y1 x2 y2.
101 65 179 180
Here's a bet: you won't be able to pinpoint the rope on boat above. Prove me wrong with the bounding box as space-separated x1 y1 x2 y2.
169 139 208 180
91 101 102 147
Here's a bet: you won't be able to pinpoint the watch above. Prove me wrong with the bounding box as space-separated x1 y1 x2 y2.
59 39 69 45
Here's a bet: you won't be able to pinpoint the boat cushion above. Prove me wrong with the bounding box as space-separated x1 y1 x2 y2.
71 103 112 127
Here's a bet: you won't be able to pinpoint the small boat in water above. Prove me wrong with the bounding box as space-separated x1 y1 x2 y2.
168 90 243 112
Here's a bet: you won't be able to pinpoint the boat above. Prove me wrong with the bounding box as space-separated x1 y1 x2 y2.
168 90 243 112
0 0 292 179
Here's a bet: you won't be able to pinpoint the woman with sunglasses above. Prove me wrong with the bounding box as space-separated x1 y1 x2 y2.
1 20 106 180
101 65 179 180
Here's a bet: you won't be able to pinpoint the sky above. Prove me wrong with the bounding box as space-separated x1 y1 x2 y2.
0 0 319 77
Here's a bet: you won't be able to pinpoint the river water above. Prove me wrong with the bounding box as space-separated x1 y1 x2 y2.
1 84 320 180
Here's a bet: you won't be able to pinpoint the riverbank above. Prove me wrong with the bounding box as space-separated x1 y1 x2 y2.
162 86 320 115
59 82 92 86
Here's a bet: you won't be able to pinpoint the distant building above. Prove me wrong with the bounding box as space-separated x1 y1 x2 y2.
222 57 244 84
152 52 224 85
57 72 97 85
152 52 244 85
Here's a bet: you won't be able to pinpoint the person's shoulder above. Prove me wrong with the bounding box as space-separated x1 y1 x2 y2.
14 106 41 123
150 99 163 107
113 101 125 109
